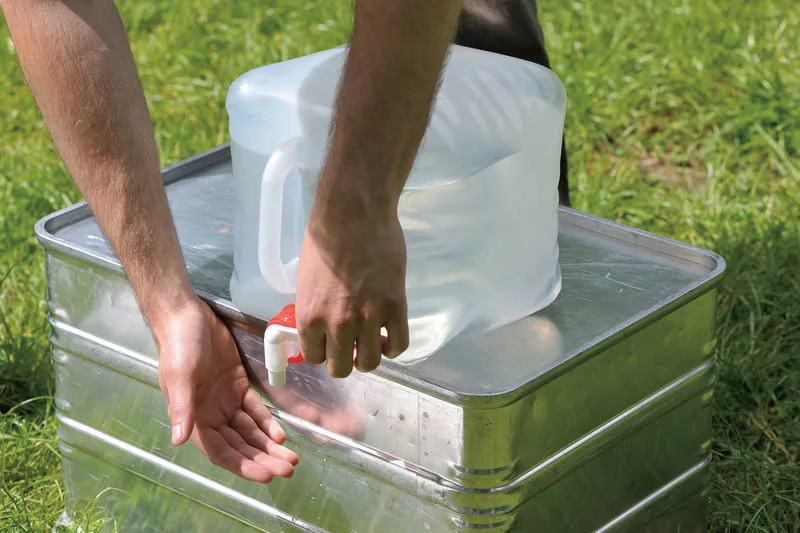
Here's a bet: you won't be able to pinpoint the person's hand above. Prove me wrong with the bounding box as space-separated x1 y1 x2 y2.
154 298 299 483
295 209 410 378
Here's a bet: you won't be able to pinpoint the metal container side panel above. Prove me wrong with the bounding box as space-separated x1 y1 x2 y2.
45 251 160 363
505 391 712 532
44 248 716 489
48 320 460 512
57 435 708 533
52 358 457 533
508 289 716 485
57 441 708 533
636 502 707 533
231 326 467 482
60 421 707 533
44 248 468 485
53 336 712 533
444 360 715 517
35 147 726 405
202 289 718 490
597 467 709 533
59 445 274 533
411 290 718 488
50 311 713 524
36 146 726 495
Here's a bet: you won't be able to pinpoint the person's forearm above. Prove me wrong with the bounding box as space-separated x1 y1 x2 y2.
2 0 196 332
312 0 463 228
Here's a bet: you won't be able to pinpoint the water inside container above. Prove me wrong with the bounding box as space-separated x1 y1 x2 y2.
228 45 566 362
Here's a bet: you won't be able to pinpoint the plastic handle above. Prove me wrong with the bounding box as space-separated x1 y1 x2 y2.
264 304 305 387
258 137 304 294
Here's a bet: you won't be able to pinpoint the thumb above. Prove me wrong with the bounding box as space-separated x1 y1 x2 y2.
165 373 196 447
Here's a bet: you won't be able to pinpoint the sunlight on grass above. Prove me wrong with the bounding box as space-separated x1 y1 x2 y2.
1 0 798 531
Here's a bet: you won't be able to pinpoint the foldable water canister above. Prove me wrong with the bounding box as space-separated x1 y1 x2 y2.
38 145 725 532
226 45 567 364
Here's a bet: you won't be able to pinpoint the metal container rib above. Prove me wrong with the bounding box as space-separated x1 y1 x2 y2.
36 145 725 532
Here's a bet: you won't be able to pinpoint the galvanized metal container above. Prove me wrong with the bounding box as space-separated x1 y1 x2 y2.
37 145 725 532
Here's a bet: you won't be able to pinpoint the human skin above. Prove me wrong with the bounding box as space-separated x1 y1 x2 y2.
1 0 462 483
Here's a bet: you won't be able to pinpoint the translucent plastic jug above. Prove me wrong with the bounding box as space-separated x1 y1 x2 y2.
226 44 566 363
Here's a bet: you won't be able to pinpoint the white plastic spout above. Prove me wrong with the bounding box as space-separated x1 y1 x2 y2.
264 324 298 387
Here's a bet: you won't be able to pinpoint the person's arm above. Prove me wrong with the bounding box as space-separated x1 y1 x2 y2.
317 0 464 215
1 0 297 482
295 0 463 376
2 0 193 326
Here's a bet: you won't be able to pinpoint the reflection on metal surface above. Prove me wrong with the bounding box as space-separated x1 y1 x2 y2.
50 317 714 530
38 157 725 401
58 417 328 533
56 414 709 533
37 144 726 532
45 248 718 490
595 460 709 533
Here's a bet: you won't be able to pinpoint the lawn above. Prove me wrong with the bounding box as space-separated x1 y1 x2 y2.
1 0 798 531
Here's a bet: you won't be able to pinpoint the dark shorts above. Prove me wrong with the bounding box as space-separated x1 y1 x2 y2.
455 0 570 206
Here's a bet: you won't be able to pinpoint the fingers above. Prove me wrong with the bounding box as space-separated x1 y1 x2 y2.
384 321 410 359
239 394 299 465
326 324 355 378
197 429 272 483
298 306 409 377
265 438 301 466
298 313 359 378
354 319 382 372
384 299 410 359
161 367 196 446
230 409 273 451
202 426 294 483
219 426 296 479
297 326 325 366
242 390 287 444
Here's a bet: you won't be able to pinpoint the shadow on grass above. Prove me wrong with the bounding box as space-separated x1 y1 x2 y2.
708 218 800 532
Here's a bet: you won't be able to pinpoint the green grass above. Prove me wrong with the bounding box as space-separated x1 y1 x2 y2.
1 0 798 531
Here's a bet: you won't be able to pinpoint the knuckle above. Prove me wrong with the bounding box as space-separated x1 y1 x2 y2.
296 309 321 332
364 311 382 327
359 302 380 323
329 309 355 331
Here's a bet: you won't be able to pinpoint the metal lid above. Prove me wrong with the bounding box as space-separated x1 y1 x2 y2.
37 145 726 403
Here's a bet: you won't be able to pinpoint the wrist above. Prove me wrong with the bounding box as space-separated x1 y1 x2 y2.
311 165 402 234
141 283 203 347
309 192 399 243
